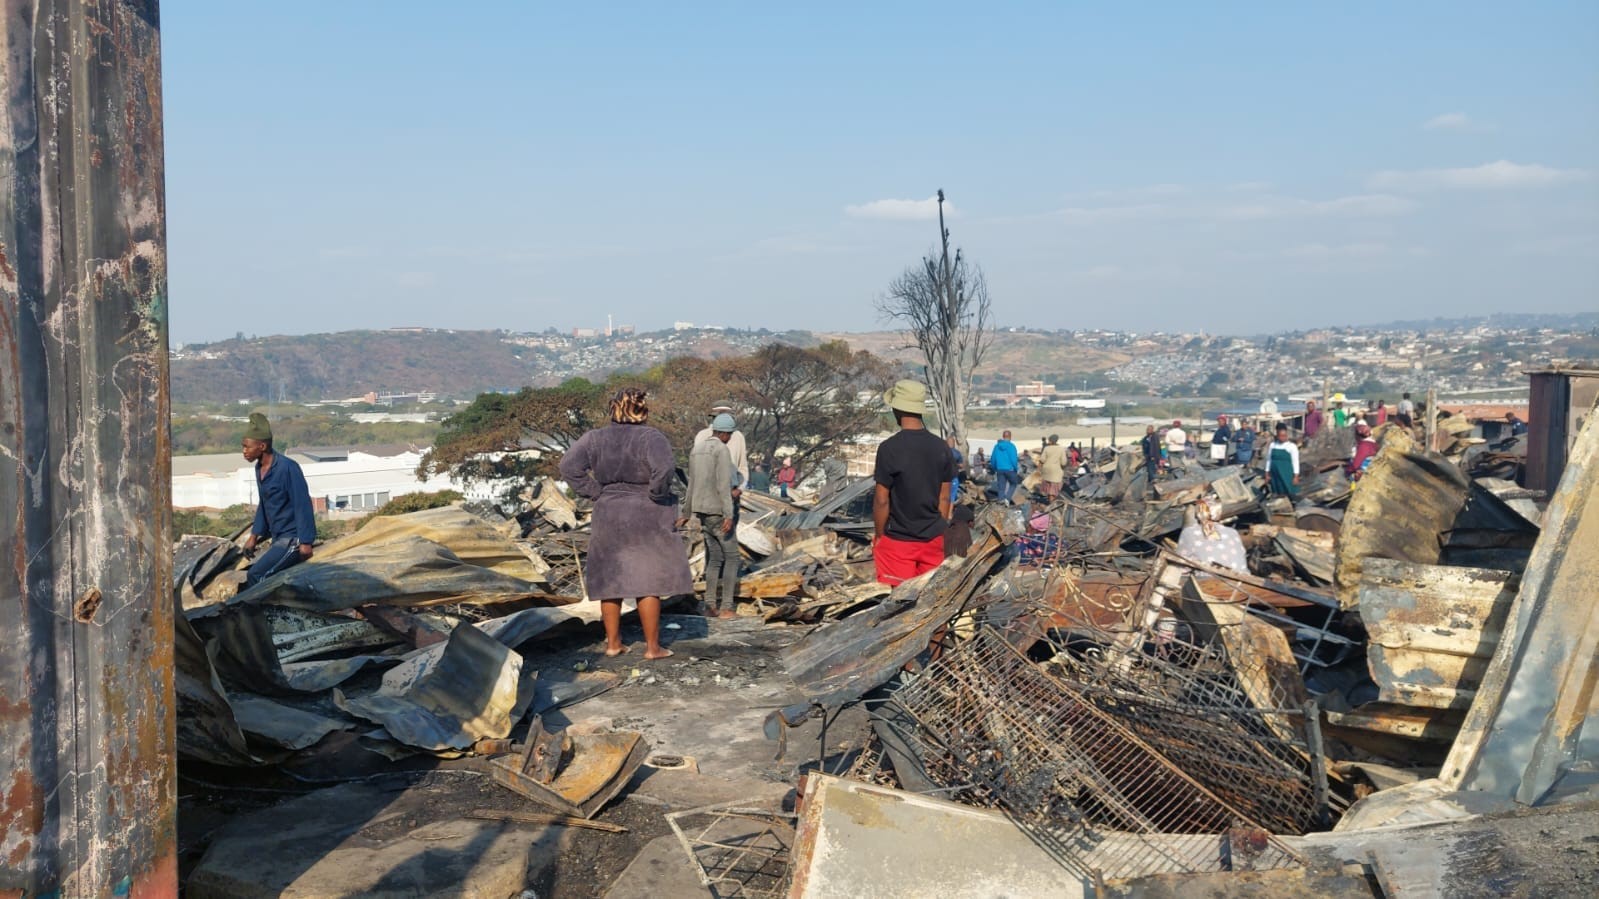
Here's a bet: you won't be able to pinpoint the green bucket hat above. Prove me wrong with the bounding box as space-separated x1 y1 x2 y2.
883 379 928 415
244 412 273 443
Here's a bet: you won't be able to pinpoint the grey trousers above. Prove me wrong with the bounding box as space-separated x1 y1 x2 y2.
698 513 740 611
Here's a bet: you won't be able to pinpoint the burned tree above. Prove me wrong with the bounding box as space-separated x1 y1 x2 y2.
877 190 994 448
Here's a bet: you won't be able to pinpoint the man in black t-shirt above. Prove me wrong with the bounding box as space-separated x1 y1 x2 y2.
873 380 955 586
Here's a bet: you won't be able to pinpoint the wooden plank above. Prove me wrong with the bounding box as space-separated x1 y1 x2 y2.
1248 525 1335 553
1274 531 1336 585
1180 576 1308 743
1164 554 1339 608
1188 573 1317 609
737 570 806 599
1324 703 1463 741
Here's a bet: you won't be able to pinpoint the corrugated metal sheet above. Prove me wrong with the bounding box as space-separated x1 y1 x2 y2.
1442 404 1599 805
1334 428 1471 610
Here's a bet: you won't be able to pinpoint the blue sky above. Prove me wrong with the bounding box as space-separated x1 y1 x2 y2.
163 2 1598 343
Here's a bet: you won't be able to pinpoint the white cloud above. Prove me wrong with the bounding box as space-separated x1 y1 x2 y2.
844 196 951 221
1423 112 1479 132
1369 160 1590 191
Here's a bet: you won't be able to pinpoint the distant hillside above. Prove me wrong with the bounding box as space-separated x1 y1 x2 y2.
816 330 1133 380
172 317 1590 406
169 327 810 404
171 330 539 403
171 327 1141 404
1331 312 1599 334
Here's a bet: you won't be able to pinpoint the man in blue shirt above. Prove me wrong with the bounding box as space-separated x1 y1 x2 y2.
241 412 317 587
990 430 1020 504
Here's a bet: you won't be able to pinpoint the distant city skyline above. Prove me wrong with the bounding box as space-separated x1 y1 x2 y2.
164 2 1598 343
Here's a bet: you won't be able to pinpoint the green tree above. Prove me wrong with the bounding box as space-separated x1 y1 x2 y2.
722 342 894 468
417 381 607 504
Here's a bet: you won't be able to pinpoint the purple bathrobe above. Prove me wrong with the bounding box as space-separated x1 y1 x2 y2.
559 423 694 601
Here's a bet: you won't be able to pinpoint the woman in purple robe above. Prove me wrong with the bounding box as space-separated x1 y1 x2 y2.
559 388 692 659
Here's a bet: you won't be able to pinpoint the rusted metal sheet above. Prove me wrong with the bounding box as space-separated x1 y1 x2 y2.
1524 370 1572 493
1442 407 1599 804
484 731 648 818
1 1 176 894
334 623 527 752
1333 428 1471 609
781 514 1007 708
1358 559 1518 711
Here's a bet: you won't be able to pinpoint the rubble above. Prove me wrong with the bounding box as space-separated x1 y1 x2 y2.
170 405 1598 895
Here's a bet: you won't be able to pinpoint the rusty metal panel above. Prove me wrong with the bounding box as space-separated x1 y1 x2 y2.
1524 371 1571 494
1442 410 1599 804
1333 428 1471 609
1358 559 1518 711
0 1 175 895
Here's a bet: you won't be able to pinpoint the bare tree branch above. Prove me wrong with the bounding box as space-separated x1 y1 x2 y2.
874 190 994 450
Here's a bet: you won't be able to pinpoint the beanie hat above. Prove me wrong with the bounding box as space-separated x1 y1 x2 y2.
244 412 272 443
711 412 737 433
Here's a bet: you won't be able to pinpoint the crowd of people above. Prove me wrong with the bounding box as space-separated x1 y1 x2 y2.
1127 390 1514 504
238 382 1523 661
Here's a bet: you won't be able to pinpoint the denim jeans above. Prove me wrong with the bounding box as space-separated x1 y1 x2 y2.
246 539 304 588
698 513 740 611
994 470 1021 502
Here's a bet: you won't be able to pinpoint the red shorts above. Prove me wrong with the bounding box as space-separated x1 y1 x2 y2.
875 533 946 586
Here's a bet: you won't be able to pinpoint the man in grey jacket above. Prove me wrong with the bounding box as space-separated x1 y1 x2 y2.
694 402 749 489
686 413 740 618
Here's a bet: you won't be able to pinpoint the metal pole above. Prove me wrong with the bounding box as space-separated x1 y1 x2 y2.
1425 387 1439 453
0 2 176 894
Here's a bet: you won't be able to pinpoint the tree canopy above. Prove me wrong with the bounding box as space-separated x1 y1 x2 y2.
419 344 895 508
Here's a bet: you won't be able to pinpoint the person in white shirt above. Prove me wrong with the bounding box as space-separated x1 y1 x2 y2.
1164 420 1189 469
694 402 748 488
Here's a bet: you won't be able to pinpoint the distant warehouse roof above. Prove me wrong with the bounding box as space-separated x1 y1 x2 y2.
292 444 421 462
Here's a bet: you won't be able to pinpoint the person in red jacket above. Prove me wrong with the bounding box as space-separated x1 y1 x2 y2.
776 457 798 499
1346 421 1378 479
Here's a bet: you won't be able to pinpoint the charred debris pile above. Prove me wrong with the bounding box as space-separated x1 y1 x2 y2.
172 414 1594 892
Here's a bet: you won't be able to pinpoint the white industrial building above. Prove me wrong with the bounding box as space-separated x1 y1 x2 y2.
171 445 466 513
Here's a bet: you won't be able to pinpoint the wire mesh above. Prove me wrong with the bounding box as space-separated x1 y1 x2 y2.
665 804 796 899
877 621 1312 881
